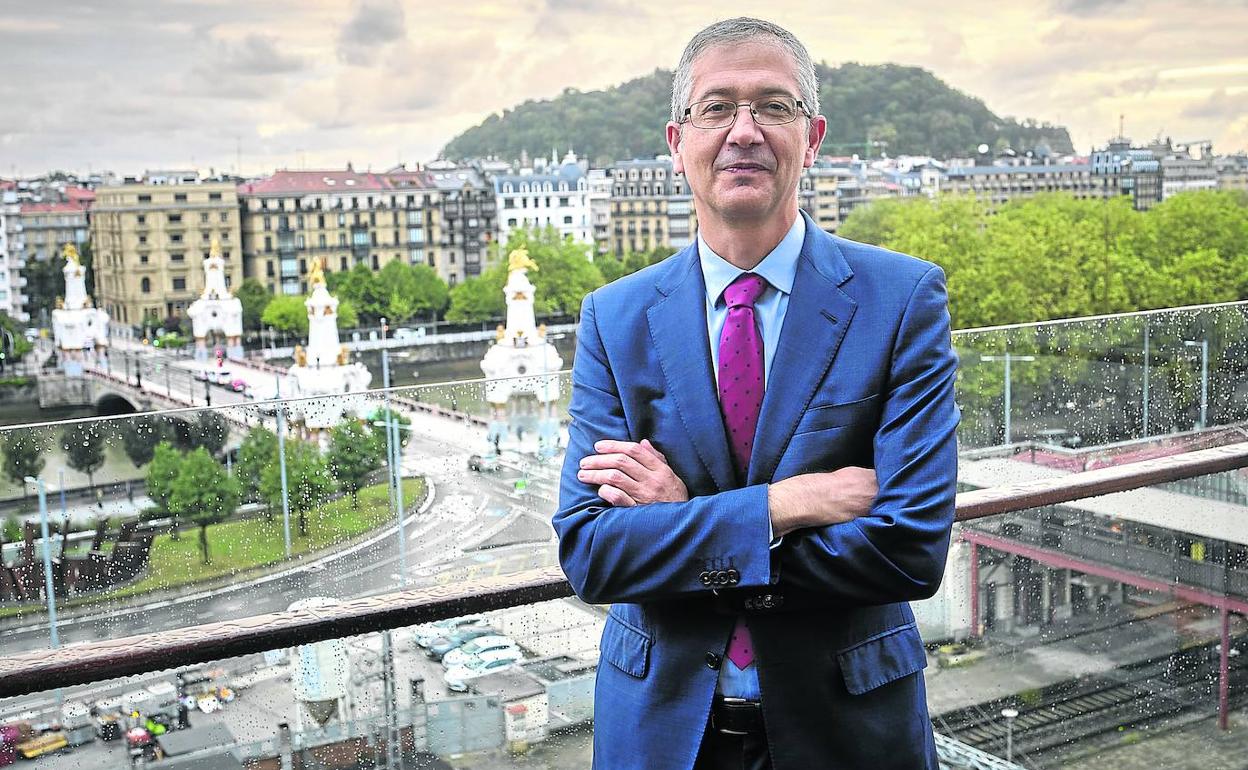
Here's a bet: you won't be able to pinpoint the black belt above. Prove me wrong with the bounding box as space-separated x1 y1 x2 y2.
711 696 764 736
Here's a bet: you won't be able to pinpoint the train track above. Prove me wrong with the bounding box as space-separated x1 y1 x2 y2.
934 636 1247 764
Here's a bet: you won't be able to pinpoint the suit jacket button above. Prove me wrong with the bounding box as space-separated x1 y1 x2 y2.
726 569 740 585
761 595 775 609
700 571 712 586
705 652 721 670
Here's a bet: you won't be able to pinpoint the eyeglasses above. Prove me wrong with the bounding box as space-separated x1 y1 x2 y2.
680 96 809 129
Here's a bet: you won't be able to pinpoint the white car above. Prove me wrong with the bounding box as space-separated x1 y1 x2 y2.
444 648 523 692
413 615 489 649
196 694 221 714
442 635 520 670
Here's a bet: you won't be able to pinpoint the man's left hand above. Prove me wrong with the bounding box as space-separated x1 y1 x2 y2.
577 439 689 507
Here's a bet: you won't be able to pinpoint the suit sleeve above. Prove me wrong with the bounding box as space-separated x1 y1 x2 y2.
552 291 773 605
774 265 959 605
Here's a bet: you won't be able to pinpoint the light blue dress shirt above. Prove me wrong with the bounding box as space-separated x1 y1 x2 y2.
698 215 805 699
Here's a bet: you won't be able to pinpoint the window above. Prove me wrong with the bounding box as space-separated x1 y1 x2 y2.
199 212 209 224
339 233 347 246
507 218 517 227
141 277 151 293
266 261 275 277
201 231 210 242
371 254 379 269
139 253 149 264
168 214 182 224
220 211 229 223
264 236 272 252
318 214 326 228
174 193 187 203
338 213 346 226
172 277 186 290
297 215 304 229
170 233 183 243
138 235 147 245
136 214 146 225
171 252 185 262
564 216 573 224
559 197 570 207
340 257 348 270
138 194 152 203
209 192 222 201
264 216 272 231
297 235 305 249
319 234 327 248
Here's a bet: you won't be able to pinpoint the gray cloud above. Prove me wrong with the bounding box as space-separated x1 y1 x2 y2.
1182 87 1248 120
338 0 406 66
1052 0 1129 14
218 34 304 75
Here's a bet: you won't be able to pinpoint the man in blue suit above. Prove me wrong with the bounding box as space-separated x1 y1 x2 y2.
554 17 959 770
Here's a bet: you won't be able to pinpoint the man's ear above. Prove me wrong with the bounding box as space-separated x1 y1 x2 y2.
805 115 827 168
666 121 684 175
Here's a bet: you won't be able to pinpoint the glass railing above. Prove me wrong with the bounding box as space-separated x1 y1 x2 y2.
0 300 1245 769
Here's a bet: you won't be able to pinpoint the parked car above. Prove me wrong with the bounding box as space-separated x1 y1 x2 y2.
442 635 521 670
413 615 489 649
443 648 524 692
426 627 497 661
228 378 247 393
467 454 500 473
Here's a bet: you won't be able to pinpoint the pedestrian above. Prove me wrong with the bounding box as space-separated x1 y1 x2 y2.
553 18 959 770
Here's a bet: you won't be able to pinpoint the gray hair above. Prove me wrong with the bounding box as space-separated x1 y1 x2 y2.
670 17 820 123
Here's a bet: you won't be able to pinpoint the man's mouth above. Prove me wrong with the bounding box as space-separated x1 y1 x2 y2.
720 163 769 173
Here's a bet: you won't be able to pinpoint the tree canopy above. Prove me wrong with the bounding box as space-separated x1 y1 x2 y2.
442 64 1072 164
838 190 1248 329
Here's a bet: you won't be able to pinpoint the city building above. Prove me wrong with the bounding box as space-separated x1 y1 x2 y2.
91 177 243 329
16 193 92 324
946 161 1106 213
1215 154 1248 192
492 151 593 248
607 157 695 257
1091 137 1216 211
237 168 427 295
0 191 22 319
585 168 613 256
426 166 495 285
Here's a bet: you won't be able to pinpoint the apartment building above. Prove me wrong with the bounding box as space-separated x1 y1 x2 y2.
0 191 20 318
91 179 243 327
237 168 437 295
493 151 593 247
426 167 495 285
607 158 696 256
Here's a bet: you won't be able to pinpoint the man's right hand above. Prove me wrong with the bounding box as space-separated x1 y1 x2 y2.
768 467 878 538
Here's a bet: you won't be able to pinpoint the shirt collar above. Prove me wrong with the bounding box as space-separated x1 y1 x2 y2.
699 215 804 308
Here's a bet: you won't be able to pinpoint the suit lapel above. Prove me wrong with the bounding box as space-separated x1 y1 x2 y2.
748 222 858 486
647 247 736 493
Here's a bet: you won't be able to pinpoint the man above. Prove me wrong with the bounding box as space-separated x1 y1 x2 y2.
554 18 959 770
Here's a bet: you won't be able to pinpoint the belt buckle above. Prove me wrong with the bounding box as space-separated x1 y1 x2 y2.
713 696 753 736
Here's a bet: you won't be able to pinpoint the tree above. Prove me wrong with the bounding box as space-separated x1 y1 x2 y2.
2 430 45 499
368 407 412 450
262 295 309 335
167 448 241 564
376 260 449 323
62 422 106 490
119 415 171 468
188 411 229 456
327 421 383 508
236 278 273 331
145 442 183 534
336 298 359 330
260 440 333 537
446 227 605 321
235 427 277 504
333 263 388 323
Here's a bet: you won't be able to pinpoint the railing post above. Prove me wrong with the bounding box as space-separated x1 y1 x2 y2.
1219 606 1230 730
969 541 980 639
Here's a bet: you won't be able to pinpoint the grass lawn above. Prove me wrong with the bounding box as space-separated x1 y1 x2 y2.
0 478 425 618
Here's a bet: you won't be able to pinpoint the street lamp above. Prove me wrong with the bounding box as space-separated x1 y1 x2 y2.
274 376 292 558
1001 707 1019 762
23 476 60 650
980 353 1037 445
1183 338 1209 430
378 317 408 588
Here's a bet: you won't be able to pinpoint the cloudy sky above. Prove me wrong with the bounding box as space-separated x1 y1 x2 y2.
2 0 1246 177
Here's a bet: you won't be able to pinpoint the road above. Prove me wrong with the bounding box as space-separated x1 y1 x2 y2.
0 410 566 659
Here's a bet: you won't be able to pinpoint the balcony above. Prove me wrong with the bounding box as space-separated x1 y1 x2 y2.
0 302 1246 770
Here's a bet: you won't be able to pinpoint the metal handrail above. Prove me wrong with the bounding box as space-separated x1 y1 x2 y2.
0 442 1246 698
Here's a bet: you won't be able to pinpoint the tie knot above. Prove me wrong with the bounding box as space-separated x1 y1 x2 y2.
723 273 768 309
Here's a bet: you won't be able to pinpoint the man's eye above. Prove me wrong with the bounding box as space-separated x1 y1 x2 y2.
702 102 731 114
762 101 792 114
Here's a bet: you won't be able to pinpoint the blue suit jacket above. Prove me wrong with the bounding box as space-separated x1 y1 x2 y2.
554 213 959 770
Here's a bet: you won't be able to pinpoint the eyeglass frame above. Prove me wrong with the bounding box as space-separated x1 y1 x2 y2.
679 96 811 129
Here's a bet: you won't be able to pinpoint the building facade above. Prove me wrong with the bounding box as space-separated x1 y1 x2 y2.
237 169 433 295
0 192 21 319
946 162 1107 213
607 158 695 257
426 167 495 285
91 179 243 329
17 198 92 323
493 151 592 247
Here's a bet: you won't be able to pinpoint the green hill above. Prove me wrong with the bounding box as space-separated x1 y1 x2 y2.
441 63 1074 164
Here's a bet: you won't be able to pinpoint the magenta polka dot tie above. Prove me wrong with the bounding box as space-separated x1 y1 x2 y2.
718 272 767 671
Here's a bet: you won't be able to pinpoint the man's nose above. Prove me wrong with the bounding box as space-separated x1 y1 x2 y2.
725 106 765 147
